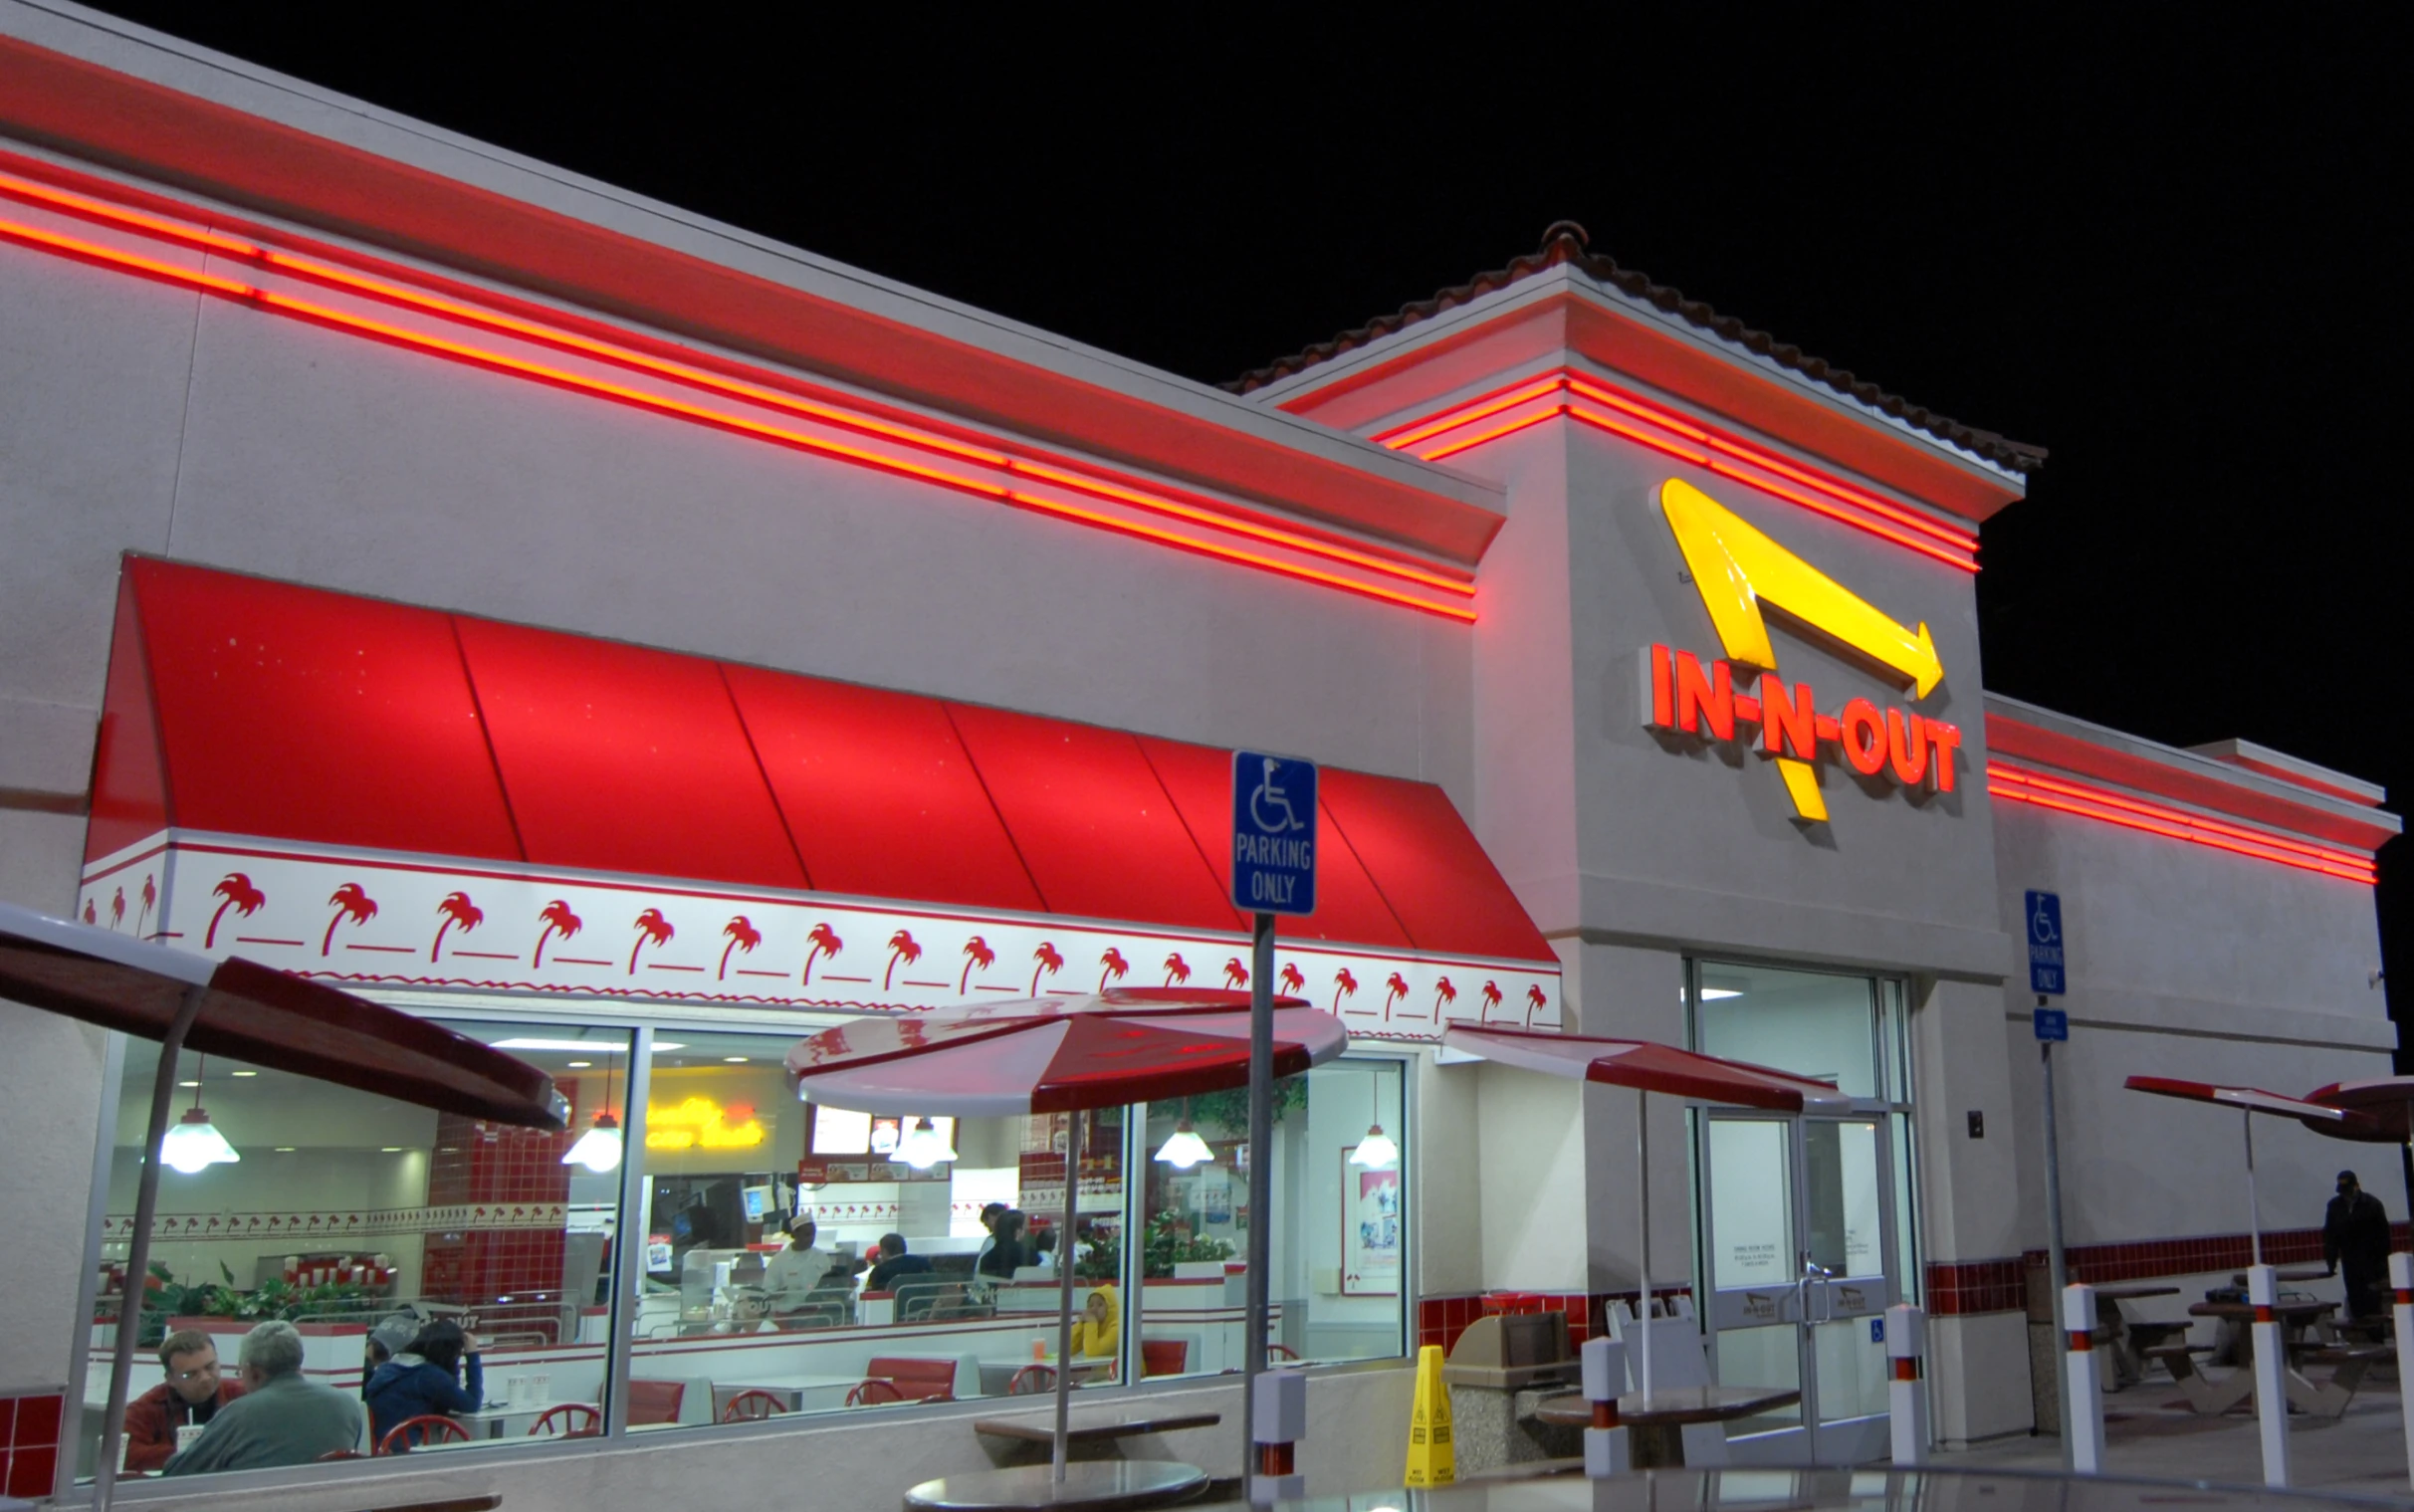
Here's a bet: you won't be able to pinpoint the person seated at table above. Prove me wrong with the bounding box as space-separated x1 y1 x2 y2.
1069 1283 1120 1360
125 1328 245 1473
162 1321 362 1474
865 1231 934 1291
977 1210 1029 1283
764 1217 836 1314
360 1315 418 1393
1022 1228 1059 1277
364 1320 483 1448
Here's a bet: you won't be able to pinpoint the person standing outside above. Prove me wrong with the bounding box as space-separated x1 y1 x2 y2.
123 1329 244 1472
161 1321 362 1474
2324 1169 2393 1321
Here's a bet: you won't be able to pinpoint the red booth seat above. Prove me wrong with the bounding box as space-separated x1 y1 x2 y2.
866 1356 958 1402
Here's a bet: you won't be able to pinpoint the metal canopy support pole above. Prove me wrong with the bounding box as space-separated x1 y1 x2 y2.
2040 1013 2071 1467
1052 1112 1084 1481
1241 911 1275 1476
1638 1090 1653 1405
94 982 208 1512
604 1026 653 1440
2245 1111 2264 1266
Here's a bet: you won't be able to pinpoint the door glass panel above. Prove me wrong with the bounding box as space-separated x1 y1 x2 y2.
1708 1121 1792 1289
1805 1122 1882 1280
1696 965 1879 1099
1812 1318 1889 1421
1717 1324 1805 1433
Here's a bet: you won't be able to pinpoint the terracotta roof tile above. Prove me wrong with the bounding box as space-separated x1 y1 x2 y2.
1226 221 2047 475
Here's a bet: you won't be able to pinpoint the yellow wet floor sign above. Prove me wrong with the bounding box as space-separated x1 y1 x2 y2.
1404 1343 1455 1486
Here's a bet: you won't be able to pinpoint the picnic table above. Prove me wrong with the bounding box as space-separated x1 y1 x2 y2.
2088 1285 2182 1388
2189 1298 2337 1364
2148 1339 2391 1419
1533 1385 1800 1468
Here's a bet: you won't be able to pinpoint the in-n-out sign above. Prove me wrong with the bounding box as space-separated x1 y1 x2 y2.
1644 479 1963 821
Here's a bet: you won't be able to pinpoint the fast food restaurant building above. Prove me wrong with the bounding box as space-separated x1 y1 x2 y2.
0 6 2397 1503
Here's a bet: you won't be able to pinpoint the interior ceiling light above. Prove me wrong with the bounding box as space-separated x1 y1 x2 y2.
895 1116 959 1171
160 1055 239 1174
562 1047 626 1174
1154 1097 1214 1170
1346 1078 1398 1170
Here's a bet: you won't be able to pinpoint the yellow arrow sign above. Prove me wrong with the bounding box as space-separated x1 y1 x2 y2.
1660 478 1944 699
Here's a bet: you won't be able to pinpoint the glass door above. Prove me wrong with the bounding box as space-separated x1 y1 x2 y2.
1702 1109 1899 1464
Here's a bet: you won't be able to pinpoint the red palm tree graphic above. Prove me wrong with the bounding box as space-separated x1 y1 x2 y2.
1480 980 1504 1019
1030 942 1065 995
1279 963 1305 994
1098 947 1130 992
1525 983 1549 1018
627 908 675 973
1332 968 1359 1011
137 874 156 937
1432 976 1458 1019
883 930 923 991
110 887 125 930
1222 958 1248 989
1382 972 1411 1020
82 899 96 926
320 883 378 956
430 892 485 962
718 916 763 979
801 923 843 984
958 936 995 993
204 874 265 949
1163 953 1192 987
533 900 582 968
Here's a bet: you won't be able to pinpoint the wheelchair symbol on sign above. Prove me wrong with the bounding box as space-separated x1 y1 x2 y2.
1249 757 1306 834
2030 897 2060 945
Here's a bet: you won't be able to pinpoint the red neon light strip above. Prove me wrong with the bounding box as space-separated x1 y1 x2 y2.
1381 366 1982 569
1987 764 2375 883
0 210 1472 621
1567 405 1711 467
1990 762 2373 873
0 170 1470 611
1419 403 1566 462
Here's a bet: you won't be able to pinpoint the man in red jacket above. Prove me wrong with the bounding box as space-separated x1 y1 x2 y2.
124 1329 244 1472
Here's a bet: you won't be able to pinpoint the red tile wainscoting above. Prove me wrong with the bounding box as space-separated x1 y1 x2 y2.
1414 1289 1692 1358
1924 1223 2409 1316
2 1389 65 1500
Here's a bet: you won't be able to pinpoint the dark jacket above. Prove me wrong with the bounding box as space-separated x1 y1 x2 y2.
2325 1188 2392 1273
124 1379 243 1472
868 1252 935 1291
364 1352 483 1446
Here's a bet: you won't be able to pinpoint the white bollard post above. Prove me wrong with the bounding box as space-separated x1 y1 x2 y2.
1248 1368 1306 1504
1885 1302 1927 1465
1581 1335 1632 1477
2063 1283 2104 1474
2247 1263 2291 1488
2393 1253 2414 1490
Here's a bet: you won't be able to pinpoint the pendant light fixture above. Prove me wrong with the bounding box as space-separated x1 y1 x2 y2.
1347 1074 1398 1170
158 1055 240 1174
895 1115 959 1170
1154 1098 1214 1169
561 1044 624 1174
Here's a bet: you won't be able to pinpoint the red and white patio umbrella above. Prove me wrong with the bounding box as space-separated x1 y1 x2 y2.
2300 1076 2414 1214
784 988 1342 1487
1440 1027 1851 1404
2125 1077 2375 1264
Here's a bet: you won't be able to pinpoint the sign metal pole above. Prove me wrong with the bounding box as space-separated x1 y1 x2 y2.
2042 1019 2071 1465
2026 890 2072 1466
1243 911 1275 1474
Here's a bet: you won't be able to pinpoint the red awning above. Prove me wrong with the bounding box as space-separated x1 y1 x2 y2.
88 557 1553 968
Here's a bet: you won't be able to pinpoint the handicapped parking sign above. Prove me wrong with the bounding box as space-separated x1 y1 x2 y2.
2025 889 2065 995
1231 751 1317 916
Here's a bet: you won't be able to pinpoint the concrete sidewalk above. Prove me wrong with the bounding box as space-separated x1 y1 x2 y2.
1934 1386 2414 1500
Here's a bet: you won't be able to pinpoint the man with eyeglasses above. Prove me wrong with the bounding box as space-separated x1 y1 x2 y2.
123 1328 243 1472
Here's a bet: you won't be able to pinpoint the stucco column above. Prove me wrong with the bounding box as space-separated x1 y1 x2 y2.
1563 940 1686 1301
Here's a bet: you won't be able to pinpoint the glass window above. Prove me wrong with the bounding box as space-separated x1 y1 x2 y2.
1693 962 1880 1099
82 1021 632 1482
1138 1057 1406 1378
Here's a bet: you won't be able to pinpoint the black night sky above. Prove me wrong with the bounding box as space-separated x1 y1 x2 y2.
86 7 2413 1045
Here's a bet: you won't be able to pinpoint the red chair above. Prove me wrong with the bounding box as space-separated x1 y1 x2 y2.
1005 1365 1057 1396
847 1378 907 1406
528 1403 602 1438
1267 1344 1301 1362
377 1414 471 1454
721 1389 787 1422
626 1379 685 1425
1141 1339 1190 1377
318 1449 368 1461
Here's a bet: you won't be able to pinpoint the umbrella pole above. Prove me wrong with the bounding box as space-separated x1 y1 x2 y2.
2400 1099 2413 1219
2244 1110 2263 1267
1053 1113 1083 1482
94 982 207 1512
1638 1090 1652 1407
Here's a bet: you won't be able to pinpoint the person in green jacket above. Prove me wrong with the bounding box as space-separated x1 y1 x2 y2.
161 1320 363 1474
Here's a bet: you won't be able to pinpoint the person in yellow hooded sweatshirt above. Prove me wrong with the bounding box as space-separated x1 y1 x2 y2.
1069 1283 1120 1361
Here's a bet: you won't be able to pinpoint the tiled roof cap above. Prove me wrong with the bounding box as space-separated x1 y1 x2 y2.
1227 221 2048 476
